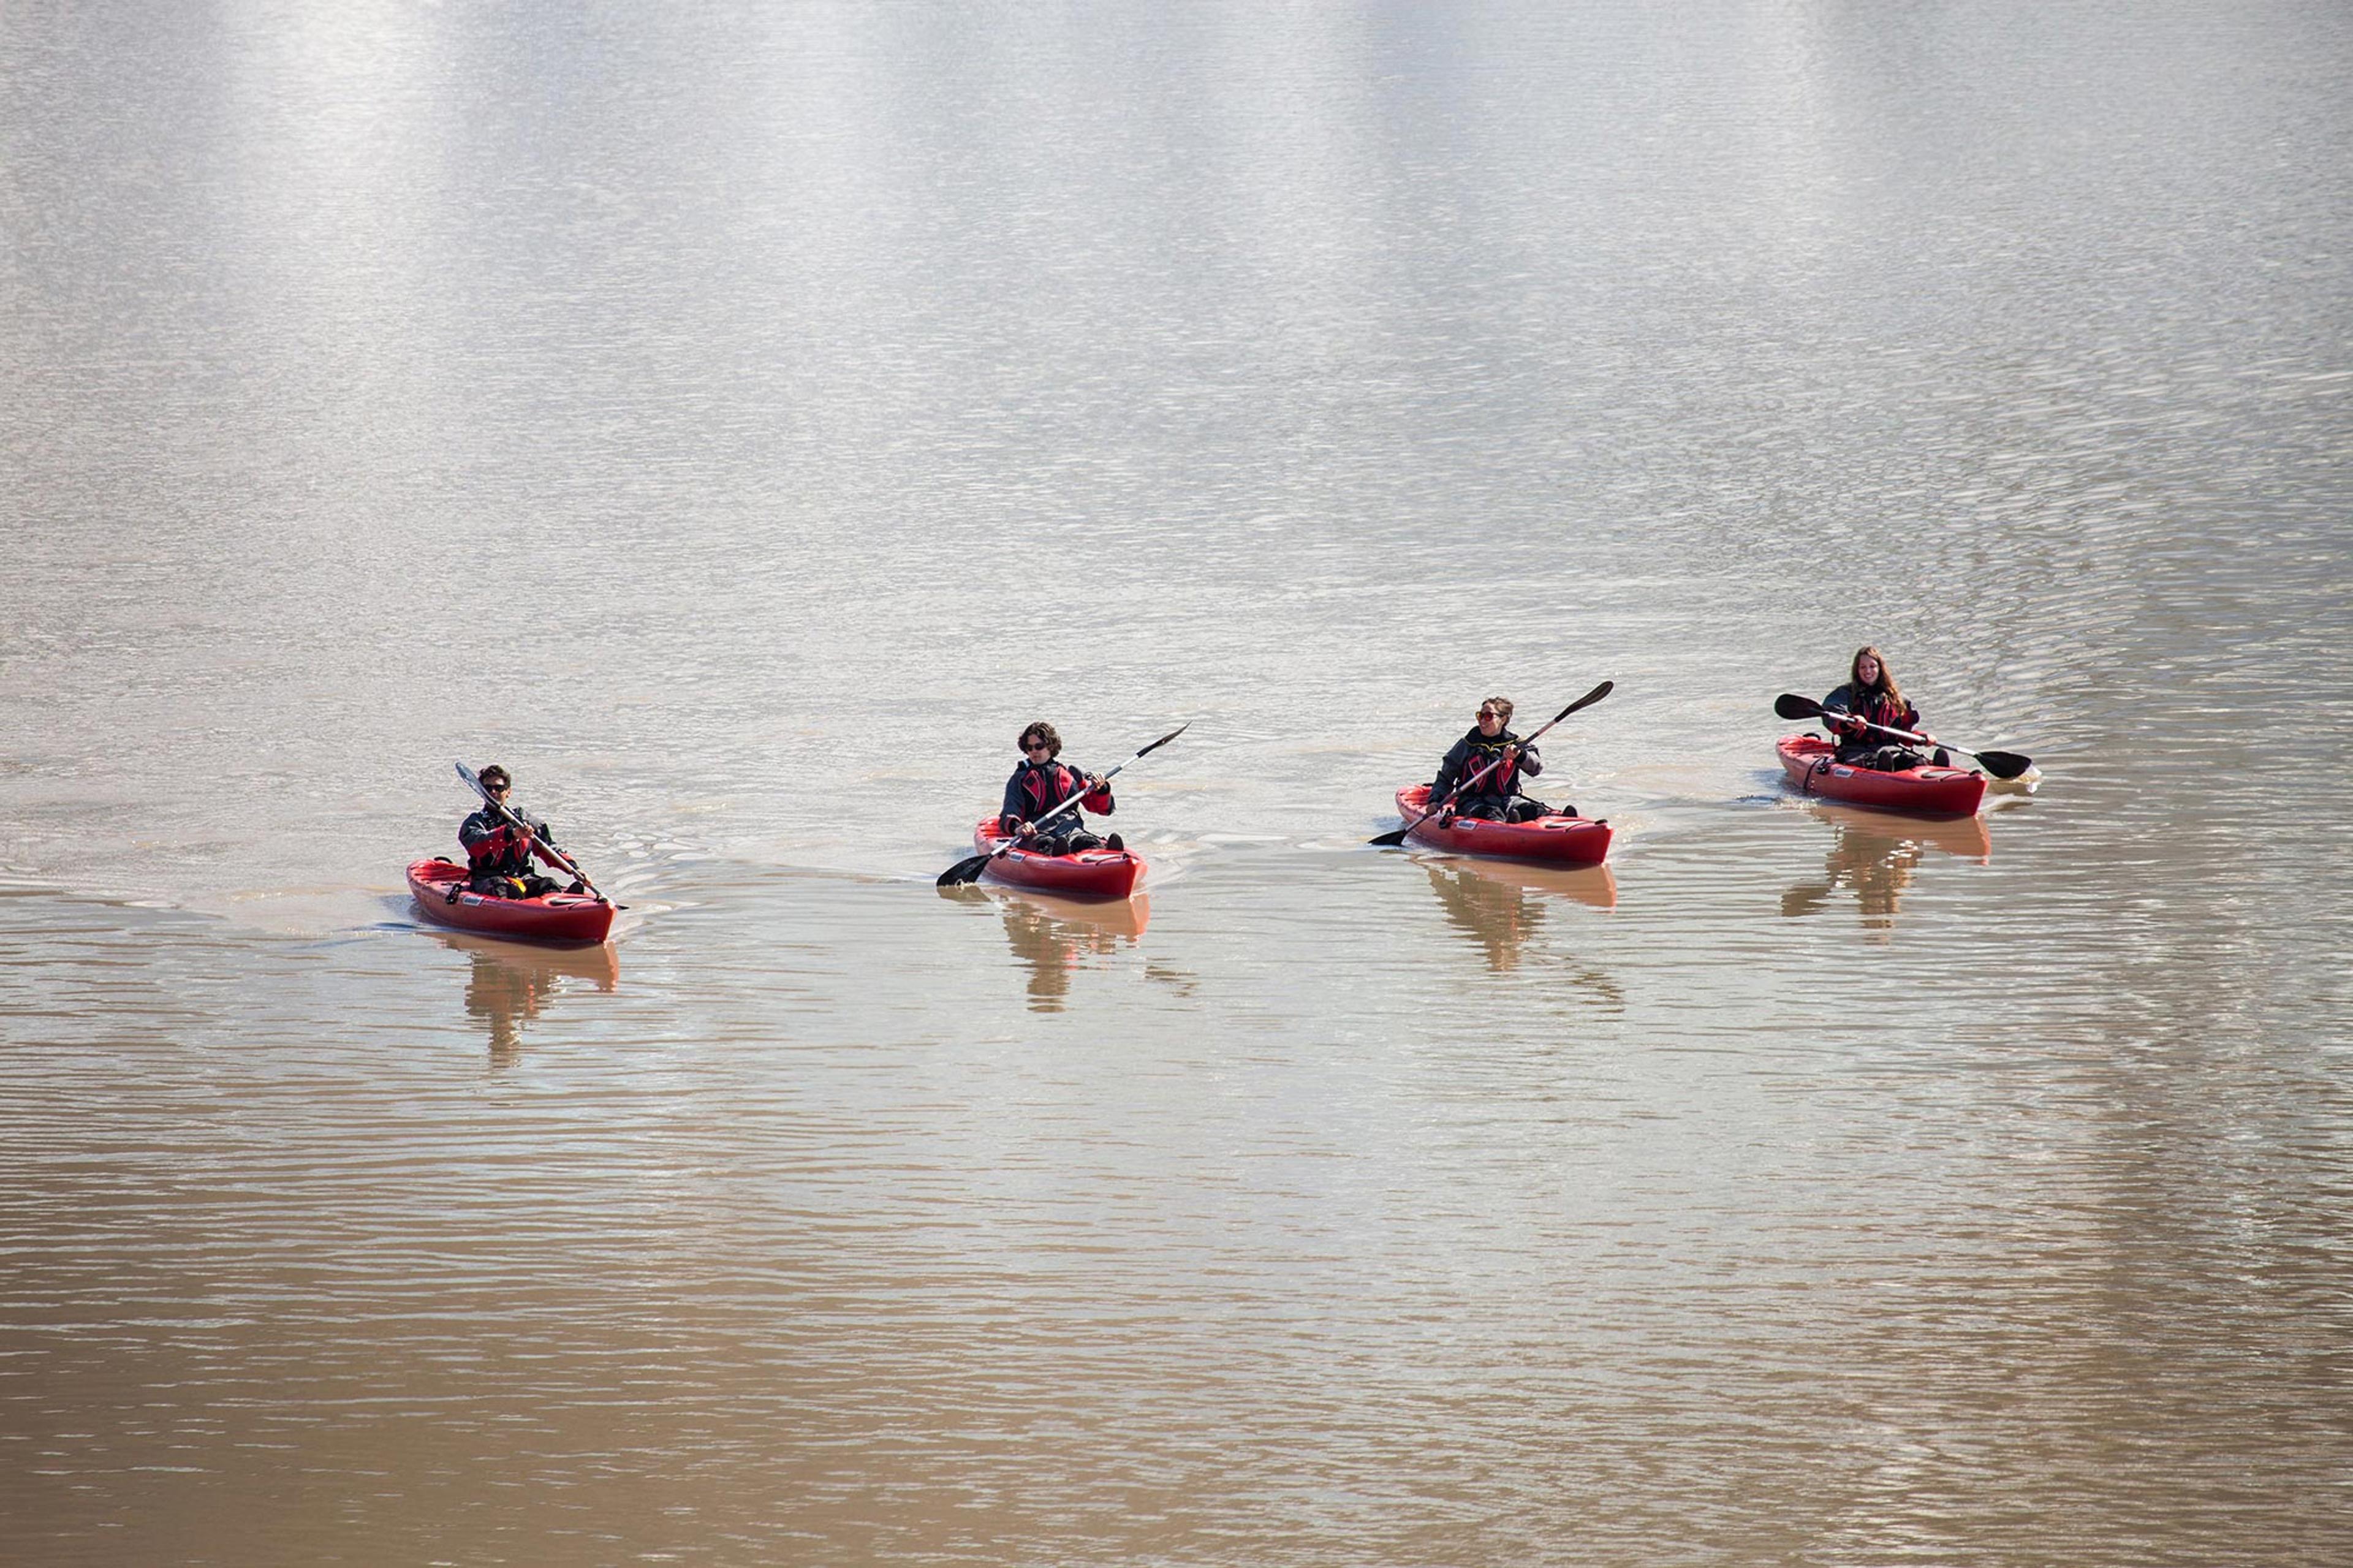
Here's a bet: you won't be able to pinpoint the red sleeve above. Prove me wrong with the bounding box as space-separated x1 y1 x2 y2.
1084 782 1114 815
466 825 520 868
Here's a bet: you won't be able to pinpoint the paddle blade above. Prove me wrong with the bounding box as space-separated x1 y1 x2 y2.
1974 749 2033 781
1137 721 1191 758
935 854 993 888
1555 679 1613 722
1367 827 1410 847
1775 694 1822 721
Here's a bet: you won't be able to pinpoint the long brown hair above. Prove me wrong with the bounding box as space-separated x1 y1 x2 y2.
1849 645 1902 705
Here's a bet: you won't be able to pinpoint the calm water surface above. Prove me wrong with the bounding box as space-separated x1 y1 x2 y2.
4 2 2350 1563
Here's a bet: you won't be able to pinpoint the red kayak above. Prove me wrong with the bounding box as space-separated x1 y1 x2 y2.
407 858 616 944
1392 786 1613 866
968 820 1144 898
1776 736 1985 816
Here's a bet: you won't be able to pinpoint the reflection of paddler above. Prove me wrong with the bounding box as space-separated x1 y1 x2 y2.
433 931 618 1064
1415 858 1624 1006
1422 859 1540 970
1779 804 1990 931
939 885 1148 1012
1421 857 1609 965
1419 856 1614 971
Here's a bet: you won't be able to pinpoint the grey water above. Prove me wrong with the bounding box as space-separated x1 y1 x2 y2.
4 2 2351 1562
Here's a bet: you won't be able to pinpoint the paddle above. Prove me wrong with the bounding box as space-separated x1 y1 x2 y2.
1370 680 1614 847
936 723 1191 888
1771 694 2033 780
454 761 620 906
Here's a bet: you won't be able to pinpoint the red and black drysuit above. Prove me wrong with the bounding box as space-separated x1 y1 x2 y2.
999 759 1115 854
1822 682 1939 771
460 806 567 898
1429 728 1561 823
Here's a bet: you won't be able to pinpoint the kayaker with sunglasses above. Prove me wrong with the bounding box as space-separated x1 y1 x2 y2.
1822 646 1951 771
460 765 584 898
999 722 1123 855
1428 697 1568 825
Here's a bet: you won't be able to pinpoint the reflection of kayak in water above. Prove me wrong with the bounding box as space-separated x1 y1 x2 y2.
1412 852 1617 911
999 887 1149 939
939 881 1150 937
429 929 621 988
1799 801 1991 862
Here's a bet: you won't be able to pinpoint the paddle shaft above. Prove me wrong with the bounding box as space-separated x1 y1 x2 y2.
1376 680 1613 847
455 762 610 903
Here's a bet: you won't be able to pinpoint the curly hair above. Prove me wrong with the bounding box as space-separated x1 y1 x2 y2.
1017 721 1062 758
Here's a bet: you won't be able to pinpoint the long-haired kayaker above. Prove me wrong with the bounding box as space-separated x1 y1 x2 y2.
999 721 1124 855
1428 697 1571 825
1824 647 1951 771
461 764 584 898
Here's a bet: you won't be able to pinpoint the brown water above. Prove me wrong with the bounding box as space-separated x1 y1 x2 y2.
5 2 2351 1562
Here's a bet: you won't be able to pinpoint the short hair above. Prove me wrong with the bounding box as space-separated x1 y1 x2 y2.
1018 721 1062 757
1479 697 1514 724
477 764 512 789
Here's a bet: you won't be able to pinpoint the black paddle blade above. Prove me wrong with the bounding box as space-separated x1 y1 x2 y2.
1974 749 2033 780
1138 721 1192 757
935 854 993 888
1556 679 1613 722
1775 693 1822 721
1367 827 1410 847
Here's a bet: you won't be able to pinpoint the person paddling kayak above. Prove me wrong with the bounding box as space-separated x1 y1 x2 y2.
999 722 1124 855
1823 647 1952 771
1429 697 1570 824
460 764 583 898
